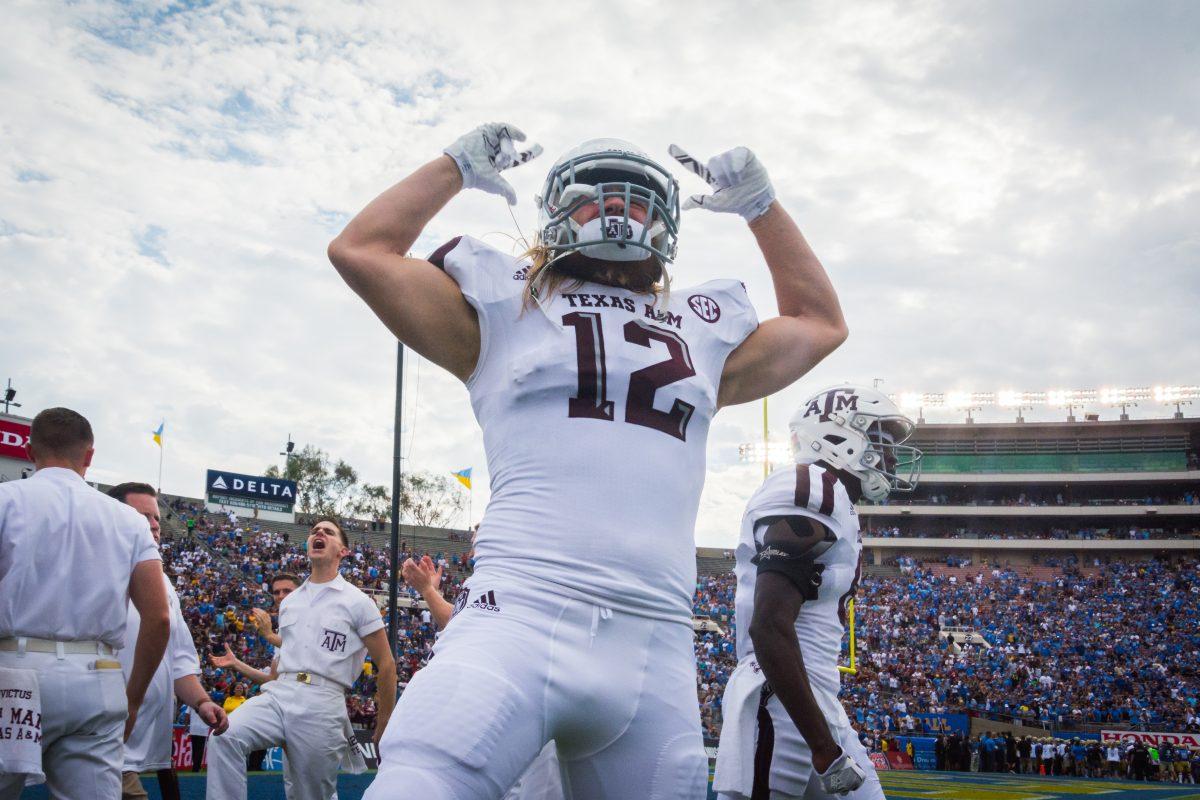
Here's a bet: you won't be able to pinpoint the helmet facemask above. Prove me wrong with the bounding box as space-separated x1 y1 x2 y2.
857 417 922 501
537 147 681 272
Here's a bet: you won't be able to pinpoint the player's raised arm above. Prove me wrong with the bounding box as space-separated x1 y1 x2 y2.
327 123 541 382
670 146 848 407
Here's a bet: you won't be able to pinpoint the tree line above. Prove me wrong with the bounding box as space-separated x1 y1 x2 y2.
263 444 465 529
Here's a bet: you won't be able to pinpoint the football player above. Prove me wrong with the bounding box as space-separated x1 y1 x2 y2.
330 122 849 800
714 386 922 800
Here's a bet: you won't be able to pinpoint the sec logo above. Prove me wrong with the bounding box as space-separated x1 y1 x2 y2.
688 294 721 323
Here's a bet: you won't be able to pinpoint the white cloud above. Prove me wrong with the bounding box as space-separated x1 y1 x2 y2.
2 0 1197 548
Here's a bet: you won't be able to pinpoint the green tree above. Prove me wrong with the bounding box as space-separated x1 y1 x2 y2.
265 445 359 517
266 446 464 527
400 472 464 528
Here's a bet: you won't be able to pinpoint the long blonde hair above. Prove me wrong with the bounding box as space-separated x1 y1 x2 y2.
519 234 671 313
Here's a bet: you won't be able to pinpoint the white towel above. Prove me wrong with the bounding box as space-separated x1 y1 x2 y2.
713 659 768 795
0 666 44 785
340 714 368 774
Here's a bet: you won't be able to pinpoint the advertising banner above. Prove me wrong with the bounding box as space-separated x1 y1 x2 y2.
895 736 938 770
1101 730 1200 749
206 469 297 513
0 418 31 462
868 752 891 771
172 727 200 769
885 751 915 770
352 727 380 769
911 713 969 735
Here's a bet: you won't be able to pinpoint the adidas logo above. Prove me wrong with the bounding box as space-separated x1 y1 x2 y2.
470 589 500 613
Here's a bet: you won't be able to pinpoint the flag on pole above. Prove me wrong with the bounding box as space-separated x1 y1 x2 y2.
152 421 164 448
451 468 472 489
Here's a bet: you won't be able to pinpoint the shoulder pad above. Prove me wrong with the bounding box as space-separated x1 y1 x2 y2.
426 235 527 305
794 463 843 518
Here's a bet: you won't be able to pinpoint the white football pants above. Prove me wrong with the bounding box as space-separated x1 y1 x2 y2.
365 576 707 800
0 649 126 800
205 678 349 800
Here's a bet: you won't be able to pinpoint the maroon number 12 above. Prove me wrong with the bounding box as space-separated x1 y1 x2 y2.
563 312 697 441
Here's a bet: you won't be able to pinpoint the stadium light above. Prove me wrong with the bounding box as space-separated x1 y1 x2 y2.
2 379 20 415
1154 385 1200 403
738 441 792 466
279 434 296 469
889 383 1197 421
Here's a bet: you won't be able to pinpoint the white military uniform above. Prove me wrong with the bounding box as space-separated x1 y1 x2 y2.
369 236 758 800
0 467 159 798
117 574 201 771
206 573 380 800
714 462 884 800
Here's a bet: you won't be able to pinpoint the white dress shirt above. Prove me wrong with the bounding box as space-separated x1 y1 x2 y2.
276 574 383 688
0 467 158 648
118 575 202 770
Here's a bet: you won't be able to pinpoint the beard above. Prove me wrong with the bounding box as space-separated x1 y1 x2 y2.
552 250 663 293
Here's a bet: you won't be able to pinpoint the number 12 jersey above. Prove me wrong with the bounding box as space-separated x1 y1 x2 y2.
432 235 758 622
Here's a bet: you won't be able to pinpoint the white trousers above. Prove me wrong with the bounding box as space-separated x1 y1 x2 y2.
716 686 884 800
365 576 706 800
205 678 349 800
0 650 126 800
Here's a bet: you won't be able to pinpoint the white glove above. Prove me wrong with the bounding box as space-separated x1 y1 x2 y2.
668 144 776 222
444 122 543 205
816 747 867 795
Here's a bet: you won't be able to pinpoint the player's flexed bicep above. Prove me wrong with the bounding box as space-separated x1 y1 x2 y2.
332 248 482 382
329 123 542 383
669 145 848 409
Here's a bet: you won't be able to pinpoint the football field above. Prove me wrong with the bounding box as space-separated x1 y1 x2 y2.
877 771 1200 800
19 770 1200 799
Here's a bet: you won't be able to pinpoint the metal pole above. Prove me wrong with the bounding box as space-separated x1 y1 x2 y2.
387 342 404 656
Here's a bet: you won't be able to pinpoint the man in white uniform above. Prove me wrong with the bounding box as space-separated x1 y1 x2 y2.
0 408 170 798
714 386 922 800
331 121 848 800
205 518 396 800
108 482 229 799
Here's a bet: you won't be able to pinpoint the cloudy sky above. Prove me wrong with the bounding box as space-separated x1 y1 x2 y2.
3 0 1198 546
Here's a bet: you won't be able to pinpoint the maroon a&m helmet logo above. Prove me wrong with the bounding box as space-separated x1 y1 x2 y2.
688 294 721 323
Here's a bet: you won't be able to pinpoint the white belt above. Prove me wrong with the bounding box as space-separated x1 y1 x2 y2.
0 637 116 657
278 671 348 690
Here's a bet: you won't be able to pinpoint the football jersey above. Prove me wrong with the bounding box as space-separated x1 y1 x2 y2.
733 461 862 724
432 236 758 621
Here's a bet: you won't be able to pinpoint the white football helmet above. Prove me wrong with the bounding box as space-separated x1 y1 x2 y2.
535 138 681 268
789 385 922 502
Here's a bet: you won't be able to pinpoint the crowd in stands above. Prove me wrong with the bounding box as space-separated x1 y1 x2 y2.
867 523 1200 540
879 489 1200 507
162 502 1200 754
930 733 1200 782
844 558 1200 738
